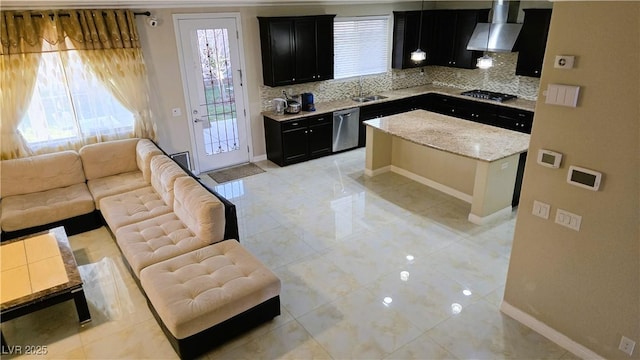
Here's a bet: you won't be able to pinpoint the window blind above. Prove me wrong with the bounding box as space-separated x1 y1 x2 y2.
334 16 389 79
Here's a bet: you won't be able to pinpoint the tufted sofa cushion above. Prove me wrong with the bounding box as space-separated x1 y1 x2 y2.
1 184 95 231
99 187 172 232
139 240 281 340
115 212 209 278
150 155 188 206
83 139 163 209
79 138 140 180
87 172 147 210
173 177 225 242
1 150 86 198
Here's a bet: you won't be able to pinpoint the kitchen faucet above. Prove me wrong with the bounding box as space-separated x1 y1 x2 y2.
358 76 364 97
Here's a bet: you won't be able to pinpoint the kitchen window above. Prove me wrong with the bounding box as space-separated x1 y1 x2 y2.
333 16 390 79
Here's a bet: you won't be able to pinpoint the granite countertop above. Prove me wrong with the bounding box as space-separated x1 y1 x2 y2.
262 84 537 122
364 109 531 162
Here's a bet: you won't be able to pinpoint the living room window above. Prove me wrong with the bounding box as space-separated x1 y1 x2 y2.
1 9 155 160
19 51 135 151
333 16 390 79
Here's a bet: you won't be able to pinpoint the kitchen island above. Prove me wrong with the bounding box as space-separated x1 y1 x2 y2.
364 109 530 224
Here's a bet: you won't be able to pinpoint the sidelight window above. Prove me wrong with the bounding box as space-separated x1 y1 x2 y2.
333 16 390 79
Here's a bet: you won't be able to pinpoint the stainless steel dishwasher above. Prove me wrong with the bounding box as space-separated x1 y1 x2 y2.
332 107 360 152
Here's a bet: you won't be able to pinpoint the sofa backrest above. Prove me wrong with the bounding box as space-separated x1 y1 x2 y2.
136 139 163 183
1 150 86 197
150 155 188 206
79 138 140 180
173 176 225 242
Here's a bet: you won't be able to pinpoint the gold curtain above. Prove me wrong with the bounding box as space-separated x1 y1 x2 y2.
0 12 49 159
0 9 155 159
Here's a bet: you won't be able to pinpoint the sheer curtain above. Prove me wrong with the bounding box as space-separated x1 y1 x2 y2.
0 12 48 159
0 9 155 159
57 10 156 140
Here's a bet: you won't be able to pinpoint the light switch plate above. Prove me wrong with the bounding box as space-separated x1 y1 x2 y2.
532 200 550 219
555 208 581 231
545 84 580 107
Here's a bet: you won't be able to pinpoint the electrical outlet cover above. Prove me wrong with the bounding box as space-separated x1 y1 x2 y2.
619 336 636 356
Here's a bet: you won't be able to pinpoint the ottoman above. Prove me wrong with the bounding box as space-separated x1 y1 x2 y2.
139 240 281 359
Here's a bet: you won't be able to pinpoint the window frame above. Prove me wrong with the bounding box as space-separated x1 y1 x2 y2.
333 15 392 80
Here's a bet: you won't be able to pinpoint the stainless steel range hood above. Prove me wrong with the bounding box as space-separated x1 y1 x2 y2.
467 0 523 52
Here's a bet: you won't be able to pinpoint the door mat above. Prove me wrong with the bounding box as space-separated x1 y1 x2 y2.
207 163 265 183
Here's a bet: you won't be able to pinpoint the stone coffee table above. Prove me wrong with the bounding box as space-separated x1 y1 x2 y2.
1 227 91 347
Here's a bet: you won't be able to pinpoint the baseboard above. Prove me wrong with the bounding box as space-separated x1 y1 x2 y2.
252 154 267 162
390 166 474 203
468 206 513 225
364 165 391 177
500 301 604 360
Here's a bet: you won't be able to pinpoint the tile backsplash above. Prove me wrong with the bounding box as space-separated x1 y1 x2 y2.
260 52 539 111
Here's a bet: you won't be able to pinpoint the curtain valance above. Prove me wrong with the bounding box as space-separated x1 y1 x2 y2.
1 9 140 55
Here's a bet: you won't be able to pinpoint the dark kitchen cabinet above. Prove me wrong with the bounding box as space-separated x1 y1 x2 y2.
391 11 437 69
421 93 497 125
258 15 335 87
264 114 332 166
358 98 418 147
430 9 490 69
494 106 534 133
514 9 552 78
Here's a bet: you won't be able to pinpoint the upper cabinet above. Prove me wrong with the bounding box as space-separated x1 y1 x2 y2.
258 15 335 87
431 9 490 69
392 9 489 70
514 8 553 78
391 11 437 69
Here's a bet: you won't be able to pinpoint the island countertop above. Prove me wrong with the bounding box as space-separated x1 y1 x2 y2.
364 109 530 162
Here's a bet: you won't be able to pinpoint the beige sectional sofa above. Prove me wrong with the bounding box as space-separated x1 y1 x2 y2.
0 138 280 359
1 150 97 237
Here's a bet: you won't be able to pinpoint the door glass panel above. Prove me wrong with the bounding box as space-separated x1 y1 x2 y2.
196 28 239 155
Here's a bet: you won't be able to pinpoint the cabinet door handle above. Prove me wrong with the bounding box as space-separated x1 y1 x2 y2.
292 122 299 126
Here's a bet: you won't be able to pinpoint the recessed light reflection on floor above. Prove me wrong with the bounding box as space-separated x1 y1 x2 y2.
406 254 415 262
400 271 410 281
463 289 472 296
383 297 393 307
451 303 463 315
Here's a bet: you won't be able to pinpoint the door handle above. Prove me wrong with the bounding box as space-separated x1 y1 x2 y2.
194 119 203 123
237 69 243 86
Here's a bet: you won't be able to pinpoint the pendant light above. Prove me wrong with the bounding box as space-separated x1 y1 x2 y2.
476 22 493 69
410 0 427 62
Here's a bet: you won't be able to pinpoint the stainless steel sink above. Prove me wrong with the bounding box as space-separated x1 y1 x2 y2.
364 95 388 101
351 95 388 103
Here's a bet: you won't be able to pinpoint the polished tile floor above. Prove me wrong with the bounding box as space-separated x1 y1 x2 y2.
2 148 576 359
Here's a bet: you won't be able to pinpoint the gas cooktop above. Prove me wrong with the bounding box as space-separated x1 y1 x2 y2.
460 89 517 103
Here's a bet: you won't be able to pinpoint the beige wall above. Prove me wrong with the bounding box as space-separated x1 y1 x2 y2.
503 2 640 359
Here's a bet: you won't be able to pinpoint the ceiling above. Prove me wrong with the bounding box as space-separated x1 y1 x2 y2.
1 0 420 10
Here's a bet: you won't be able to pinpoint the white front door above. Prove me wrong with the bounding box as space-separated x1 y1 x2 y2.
174 14 250 174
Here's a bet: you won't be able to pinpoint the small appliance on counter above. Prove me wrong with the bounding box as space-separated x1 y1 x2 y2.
272 98 286 115
282 91 301 114
301 92 315 111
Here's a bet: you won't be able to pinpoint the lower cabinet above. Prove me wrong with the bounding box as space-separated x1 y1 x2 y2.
358 98 418 147
264 114 332 166
419 93 498 125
